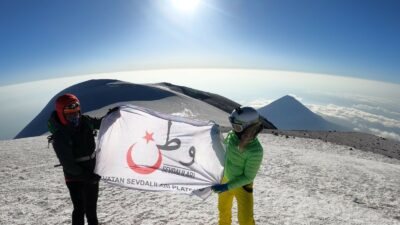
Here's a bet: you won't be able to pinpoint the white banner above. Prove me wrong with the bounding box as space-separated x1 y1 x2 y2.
95 105 225 199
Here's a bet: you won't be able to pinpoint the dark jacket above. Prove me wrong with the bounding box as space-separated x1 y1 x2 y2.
48 111 102 181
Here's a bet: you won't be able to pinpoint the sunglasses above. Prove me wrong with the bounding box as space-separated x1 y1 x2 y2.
63 102 81 114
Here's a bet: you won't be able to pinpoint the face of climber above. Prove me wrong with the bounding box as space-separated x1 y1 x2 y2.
63 102 81 127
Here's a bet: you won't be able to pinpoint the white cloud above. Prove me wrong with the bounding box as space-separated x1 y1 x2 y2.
308 104 400 129
368 128 400 141
288 94 303 102
352 104 400 118
307 103 400 141
243 99 273 109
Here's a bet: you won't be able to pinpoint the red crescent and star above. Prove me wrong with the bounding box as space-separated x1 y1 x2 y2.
126 131 163 174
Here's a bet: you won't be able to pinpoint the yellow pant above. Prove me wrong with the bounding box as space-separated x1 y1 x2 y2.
218 178 255 225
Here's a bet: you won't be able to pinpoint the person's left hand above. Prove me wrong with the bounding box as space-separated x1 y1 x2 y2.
211 183 229 193
107 106 120 115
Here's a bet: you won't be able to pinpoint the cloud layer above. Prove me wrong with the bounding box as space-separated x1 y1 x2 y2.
308 104 400 141
247 96 400 141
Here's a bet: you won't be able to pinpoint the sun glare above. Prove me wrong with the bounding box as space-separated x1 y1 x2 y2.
170 0 201 12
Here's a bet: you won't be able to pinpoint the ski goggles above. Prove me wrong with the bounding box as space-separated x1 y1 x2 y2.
63 102 81 114
229 116 244 132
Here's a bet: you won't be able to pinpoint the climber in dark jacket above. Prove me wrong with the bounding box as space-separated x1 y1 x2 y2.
48 93 102 225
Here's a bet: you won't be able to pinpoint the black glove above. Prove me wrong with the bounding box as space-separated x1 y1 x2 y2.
107 106 120 115
211 183 229 193
87 173 101 183
93 173 101 182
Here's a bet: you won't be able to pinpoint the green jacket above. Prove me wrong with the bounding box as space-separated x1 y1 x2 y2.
224 131 263 190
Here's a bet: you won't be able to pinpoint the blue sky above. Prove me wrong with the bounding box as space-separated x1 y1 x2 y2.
0 0 399 86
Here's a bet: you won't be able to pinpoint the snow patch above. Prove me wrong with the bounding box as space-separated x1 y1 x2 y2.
171 108 197 118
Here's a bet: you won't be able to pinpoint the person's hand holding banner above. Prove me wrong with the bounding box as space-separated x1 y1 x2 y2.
211 183 229 193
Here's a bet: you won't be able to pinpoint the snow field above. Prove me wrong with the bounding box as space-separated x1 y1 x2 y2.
0 134 399 224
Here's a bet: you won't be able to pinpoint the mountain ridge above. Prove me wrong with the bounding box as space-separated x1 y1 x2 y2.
16 79 278 139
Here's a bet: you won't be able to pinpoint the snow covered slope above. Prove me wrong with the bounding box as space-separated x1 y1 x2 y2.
258 95 346 131
15 79 233 139
1 134 399 224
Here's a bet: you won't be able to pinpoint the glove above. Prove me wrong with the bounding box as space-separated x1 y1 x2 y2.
211 183 229 193
87 173 101 184
107 106 120 115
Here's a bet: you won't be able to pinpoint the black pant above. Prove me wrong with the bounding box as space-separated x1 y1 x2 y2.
66 181 99 225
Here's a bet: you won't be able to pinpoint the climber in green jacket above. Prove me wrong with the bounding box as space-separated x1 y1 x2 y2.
212 106 264 225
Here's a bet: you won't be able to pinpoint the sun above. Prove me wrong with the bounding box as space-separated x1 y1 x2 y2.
170 0 201 12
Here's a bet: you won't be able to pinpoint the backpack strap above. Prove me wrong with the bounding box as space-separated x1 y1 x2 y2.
47 134 54 148
47 119 57 134
47 118 58 148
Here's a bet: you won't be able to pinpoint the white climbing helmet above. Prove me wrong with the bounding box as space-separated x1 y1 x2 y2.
229 106 260 132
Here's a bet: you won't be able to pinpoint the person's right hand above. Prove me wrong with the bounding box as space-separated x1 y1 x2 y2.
88 173 101 184
211 184 229 193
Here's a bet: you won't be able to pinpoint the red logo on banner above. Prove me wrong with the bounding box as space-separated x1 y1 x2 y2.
126 131 162 174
